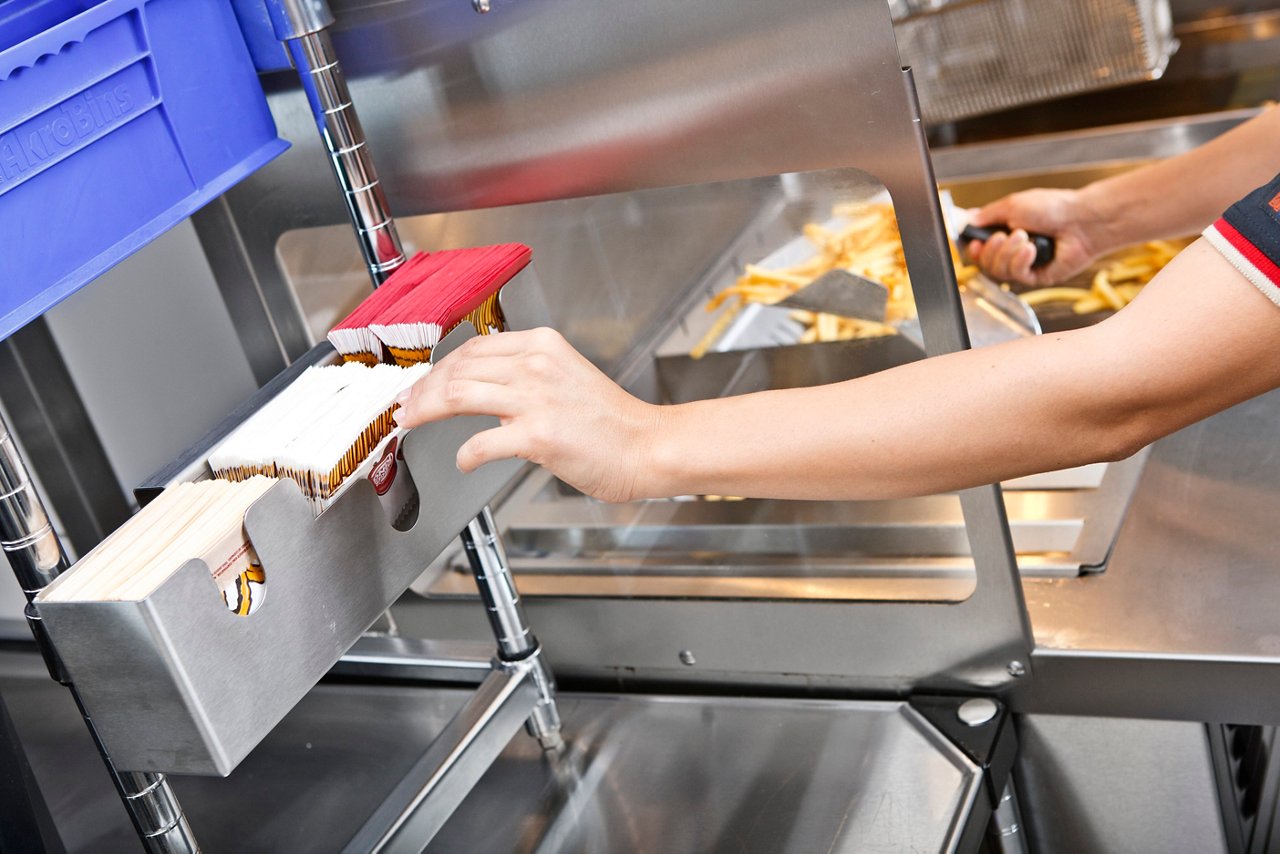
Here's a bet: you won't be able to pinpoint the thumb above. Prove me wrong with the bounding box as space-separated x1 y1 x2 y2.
971 196 1017 228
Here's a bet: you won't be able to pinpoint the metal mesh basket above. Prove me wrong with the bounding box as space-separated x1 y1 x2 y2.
894 0 1177 123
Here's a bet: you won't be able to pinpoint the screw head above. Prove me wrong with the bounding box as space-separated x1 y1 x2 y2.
678 649 696 666
1007 660 1026 678
957 698 999 727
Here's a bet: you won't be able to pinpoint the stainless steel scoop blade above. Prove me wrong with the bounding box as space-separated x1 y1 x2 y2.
776 269 889 323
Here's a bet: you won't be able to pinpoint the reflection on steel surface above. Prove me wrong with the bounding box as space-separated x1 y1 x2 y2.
2 669 985 853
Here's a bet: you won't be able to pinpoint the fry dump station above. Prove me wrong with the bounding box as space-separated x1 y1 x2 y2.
6 0 1270 852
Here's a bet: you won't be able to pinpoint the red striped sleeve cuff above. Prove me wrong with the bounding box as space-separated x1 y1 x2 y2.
1203 217 1280 308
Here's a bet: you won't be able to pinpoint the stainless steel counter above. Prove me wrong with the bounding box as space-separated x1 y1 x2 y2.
1015 386 1280 725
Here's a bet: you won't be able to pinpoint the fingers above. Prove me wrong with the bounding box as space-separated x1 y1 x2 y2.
448 327 567 359
395 376 516 427
392 328 570 428
389 326 579 472
442 355 513 385
457 425 529 472
993 229 1037 281
972 228 1038 285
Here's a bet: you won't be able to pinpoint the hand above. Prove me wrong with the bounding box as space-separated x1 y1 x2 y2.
965 188 1108 286
392 328 663 503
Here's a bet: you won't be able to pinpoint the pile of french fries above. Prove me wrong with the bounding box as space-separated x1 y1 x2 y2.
695 203 977 357
1016 239 1190 314
695 203 1190 358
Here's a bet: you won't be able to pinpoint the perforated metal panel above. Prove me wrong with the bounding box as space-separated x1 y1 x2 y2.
897 0 1177 122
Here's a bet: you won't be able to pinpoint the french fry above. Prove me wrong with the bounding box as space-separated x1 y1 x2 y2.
691 302 743 360
1020 287 1091 306
1073 295 1108 315
1023 238 1191 316
1107 261 1156 280
1091 270 1126 311
817 312 838 341
743 265 810 287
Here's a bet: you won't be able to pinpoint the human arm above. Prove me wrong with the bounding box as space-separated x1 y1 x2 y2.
968 106 1280 285
393 239 1280 502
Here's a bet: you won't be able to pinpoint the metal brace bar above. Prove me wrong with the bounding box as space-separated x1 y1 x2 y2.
343 660 540 853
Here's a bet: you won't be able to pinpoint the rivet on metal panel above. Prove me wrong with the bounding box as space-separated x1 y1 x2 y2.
472 0 491 12
678 650 696 666
957 697 998 727
1006 660 1026 678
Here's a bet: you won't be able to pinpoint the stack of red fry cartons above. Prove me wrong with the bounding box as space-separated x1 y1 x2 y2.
328 244 531 366
327 253 446 365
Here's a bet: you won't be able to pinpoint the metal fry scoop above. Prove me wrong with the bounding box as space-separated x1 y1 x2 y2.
776 269 889 323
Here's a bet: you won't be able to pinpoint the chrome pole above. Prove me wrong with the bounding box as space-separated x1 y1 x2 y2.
267 0 405 282
990 779 1029 854
0 414 198 853
269 0 563 751
463 507 562 750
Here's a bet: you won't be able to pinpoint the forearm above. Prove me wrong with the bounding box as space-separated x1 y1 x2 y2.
643 332 1130 501
1084 106 1280 250
643 240 1280 502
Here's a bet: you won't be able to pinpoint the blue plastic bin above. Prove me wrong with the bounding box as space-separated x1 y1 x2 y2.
0 0 289 340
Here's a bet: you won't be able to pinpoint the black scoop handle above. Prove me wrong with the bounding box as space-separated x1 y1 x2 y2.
960 224 1056 269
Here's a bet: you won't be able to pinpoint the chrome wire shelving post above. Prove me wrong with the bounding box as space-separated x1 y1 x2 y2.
267 4 564 845
462 507 562 749
1 415 199 853
267 0 562 739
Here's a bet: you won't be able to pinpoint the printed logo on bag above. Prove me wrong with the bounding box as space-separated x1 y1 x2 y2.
369 437 399 496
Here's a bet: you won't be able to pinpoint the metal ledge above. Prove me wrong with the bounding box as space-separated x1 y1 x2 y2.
931 109 1260 182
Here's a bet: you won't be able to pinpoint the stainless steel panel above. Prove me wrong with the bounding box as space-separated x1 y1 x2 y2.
931 109 1259 184
0 652 982 854
465 455 1147 593
1016 714 1228 854
506 484 1089 553
215 0 970 368
0 321 131 558
431 697 981 854
1015 386 1280 725
41 220 261 499
312 0 930 207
